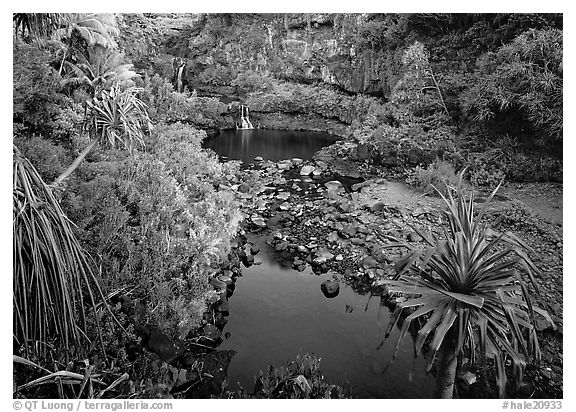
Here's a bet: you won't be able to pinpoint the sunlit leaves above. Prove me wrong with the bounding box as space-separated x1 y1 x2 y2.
383 178 546 397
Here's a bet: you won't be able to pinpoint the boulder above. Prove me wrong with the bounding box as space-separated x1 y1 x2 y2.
238 183 250 193
321 279 340 298
325 180 344 192
202 323 222 342
147 327 180 363
300 165 315 175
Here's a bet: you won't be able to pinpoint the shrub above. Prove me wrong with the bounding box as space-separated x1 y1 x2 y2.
14 136 71 182
66 123 241 339
406 159 463 193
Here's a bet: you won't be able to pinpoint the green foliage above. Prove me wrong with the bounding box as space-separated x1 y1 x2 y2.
382 181 546 398
461 29 562 144
13 146 106 360
87 85 152 150
13 41 68 140
236 354 346 399
140 74 227 128
231 70 274 93
13 136 71 182
67 123 241 339
406 159 462 193
61 48 140 97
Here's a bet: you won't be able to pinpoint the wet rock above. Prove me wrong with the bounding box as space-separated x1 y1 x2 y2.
300 165 315 175
147 327 180 363
321 279 340 298
238 183 250 193
292 158 303 166
217 275 233 287
277 160 292 170
211 277 227 290
254 156 263 162
202 323 221 342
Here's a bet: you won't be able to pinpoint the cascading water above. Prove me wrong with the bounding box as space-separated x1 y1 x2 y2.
238 105 254 129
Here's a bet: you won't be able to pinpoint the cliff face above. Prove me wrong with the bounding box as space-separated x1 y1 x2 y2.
179 14 402 97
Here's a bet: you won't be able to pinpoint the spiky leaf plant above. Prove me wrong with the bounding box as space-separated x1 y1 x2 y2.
381 179 549 398
13 145 106 360
87 85 152 151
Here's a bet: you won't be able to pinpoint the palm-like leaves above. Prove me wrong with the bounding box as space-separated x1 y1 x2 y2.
13 13 65 40
381 180 547 397
52 13 118 48
13 146 106 359
86 86 152 151
61 49 140 97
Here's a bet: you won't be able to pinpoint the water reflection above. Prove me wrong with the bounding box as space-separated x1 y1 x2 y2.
219 236 434 398
204 129 339 162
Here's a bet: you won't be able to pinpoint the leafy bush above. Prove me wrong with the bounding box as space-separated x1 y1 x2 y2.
461 29 562 145
234 354 346 399
66 123 241 340
140 74 227 128
14 136 71 182
406 159 462 192
382 182 547 398
231 70 274 93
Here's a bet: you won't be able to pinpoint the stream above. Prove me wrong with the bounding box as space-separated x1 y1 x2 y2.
205 128 434 398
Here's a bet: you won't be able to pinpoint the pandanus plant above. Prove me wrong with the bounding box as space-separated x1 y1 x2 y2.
13 145 107 359
380 178 551 398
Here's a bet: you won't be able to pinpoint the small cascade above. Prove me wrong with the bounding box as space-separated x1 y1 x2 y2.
238 105 255 129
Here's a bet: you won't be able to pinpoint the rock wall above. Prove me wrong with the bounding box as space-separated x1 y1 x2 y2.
181 14 402 97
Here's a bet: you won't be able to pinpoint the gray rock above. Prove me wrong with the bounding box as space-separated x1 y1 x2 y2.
300 165 315 175
202 324 221 341
238 183 250 193
325 180 344 192
321 279 340 298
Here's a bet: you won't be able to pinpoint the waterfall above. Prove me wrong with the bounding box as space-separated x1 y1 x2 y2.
238 105 254 129
176 65 184 93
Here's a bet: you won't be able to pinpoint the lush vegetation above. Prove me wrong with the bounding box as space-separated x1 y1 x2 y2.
13 13 561 400
382 180 547 398
13 13 241 398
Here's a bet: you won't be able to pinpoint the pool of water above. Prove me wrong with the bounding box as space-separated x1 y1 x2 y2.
204 129 339 162
219 235 434 398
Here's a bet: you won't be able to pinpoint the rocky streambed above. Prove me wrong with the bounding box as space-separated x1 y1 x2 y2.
112 139 563 399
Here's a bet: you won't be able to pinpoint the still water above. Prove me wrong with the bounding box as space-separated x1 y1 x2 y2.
204 129 339 162
219 236 434 398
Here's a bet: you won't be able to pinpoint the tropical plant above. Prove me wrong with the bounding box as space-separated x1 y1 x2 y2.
61 48 140 97
380 178 549 398
52 13 119 75
13 13 65 41
53 86 152 186
13 145 107 360
461 29 563 144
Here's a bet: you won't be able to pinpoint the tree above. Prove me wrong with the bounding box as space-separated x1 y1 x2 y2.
13 145 107 359
53 85 152 187
391 41 450 119
52 13 119 75
60 48 140 98
461 29 563 144
380 180 550 398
